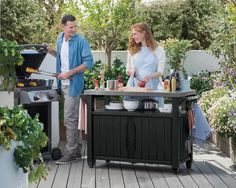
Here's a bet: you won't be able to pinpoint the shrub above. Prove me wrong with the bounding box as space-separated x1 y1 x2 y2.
199 87 228 115
190 71 214 94
207 91 236 138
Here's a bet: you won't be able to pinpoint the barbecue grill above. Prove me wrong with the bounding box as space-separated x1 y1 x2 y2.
14 44 61 160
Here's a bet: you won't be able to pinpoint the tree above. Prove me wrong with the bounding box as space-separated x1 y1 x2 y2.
209 2 236 89
63 0 140 67
0 0 49 44
181 0 224 49
35 0 65 44
137 0 183 41
138 0 223 49
36 0 64 29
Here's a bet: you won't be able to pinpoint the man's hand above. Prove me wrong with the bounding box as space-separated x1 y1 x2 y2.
44 43 56 57
57 72 72 80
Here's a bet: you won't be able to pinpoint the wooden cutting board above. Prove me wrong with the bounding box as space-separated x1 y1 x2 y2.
118 87 152 92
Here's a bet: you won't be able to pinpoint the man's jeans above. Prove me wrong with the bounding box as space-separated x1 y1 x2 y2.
62 85 82 155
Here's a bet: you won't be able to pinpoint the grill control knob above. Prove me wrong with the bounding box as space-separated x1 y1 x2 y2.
34 95 40 101
48 92 56 100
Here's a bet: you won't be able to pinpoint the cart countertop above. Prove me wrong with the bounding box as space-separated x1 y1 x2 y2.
83 89 197 98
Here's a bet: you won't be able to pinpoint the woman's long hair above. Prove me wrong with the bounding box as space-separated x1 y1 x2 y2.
128 23 157 55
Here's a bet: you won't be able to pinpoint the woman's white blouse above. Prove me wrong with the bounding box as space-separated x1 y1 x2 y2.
126 46 166 90
126 46 166 76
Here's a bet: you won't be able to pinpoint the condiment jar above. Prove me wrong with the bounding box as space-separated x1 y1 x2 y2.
171 76 176 92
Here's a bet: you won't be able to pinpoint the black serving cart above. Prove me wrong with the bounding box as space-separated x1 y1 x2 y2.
83 89 197 172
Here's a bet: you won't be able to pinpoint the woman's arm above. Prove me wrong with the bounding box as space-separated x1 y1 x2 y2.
126 51 135 76
156 47 166 75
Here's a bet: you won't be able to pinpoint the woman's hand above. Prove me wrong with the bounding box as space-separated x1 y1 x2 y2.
128 69 136 76
143 72 162 82
143 75 152 83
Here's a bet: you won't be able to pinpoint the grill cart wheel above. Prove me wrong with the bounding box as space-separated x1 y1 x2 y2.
51 148 62 160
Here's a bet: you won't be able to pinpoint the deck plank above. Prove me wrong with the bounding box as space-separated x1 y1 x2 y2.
161 166 184 188
67 141 87 188
67 160 83 188
194 161 228 188
206 161 236 188
52 164 71 188
81 145 96 188
133 163 154 188
146 164 169 188
120 162 140 188
188 162 214 188
28 141 236 188
95 160 110 188
177 164 198 188
107 162 125 188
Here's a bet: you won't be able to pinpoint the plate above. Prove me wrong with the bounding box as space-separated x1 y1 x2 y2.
105 104 124 110
109 101 123 107
158 107 172 113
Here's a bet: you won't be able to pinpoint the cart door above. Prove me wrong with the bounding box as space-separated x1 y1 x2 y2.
93 115 129 158
133 117 173 162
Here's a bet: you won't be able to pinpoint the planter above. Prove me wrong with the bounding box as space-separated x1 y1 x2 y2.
229 137 236 165
180 79 190 91
210 132 236 164
0 142 28 188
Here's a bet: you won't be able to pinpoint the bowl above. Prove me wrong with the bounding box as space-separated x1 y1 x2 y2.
123 99 139 111
158 104 172 113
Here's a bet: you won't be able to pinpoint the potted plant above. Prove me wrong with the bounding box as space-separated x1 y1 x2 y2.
164 38 192 91
0 105 48 186
0 39 24 92
164 38 192 77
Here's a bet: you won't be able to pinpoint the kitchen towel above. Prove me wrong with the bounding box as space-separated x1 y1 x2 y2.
193 103 212 147
78 98 87 134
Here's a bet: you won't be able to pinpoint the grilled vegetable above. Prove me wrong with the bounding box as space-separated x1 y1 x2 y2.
17 82 24 87
29 81 37 87
26 67 38 73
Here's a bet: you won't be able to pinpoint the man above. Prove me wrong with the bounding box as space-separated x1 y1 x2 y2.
55 14 93 164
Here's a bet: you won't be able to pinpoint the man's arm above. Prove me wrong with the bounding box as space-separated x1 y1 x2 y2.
57 64 87 80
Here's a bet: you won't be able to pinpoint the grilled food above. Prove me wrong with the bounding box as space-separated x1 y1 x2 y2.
26 67 38 73
29 81 37 87
17 82 25 87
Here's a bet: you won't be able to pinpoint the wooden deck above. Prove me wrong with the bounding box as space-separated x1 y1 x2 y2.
30 141 236 188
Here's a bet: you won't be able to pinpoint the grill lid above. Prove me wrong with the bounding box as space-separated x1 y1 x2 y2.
16 44 48 78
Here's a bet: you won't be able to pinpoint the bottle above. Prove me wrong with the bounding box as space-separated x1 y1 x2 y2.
169 69 175 91
175 71 181 90
171 75 176 92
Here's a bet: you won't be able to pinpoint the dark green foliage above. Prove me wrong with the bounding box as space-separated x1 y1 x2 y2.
105 58 129 82
0 39 23 91
0 106 48 182
190 71 214 94
1 0 49 44
180 16 189 39
138 0 223 50
84 60 105 89
84 58 128 89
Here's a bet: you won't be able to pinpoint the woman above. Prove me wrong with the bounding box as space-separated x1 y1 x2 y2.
125 22 166 106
